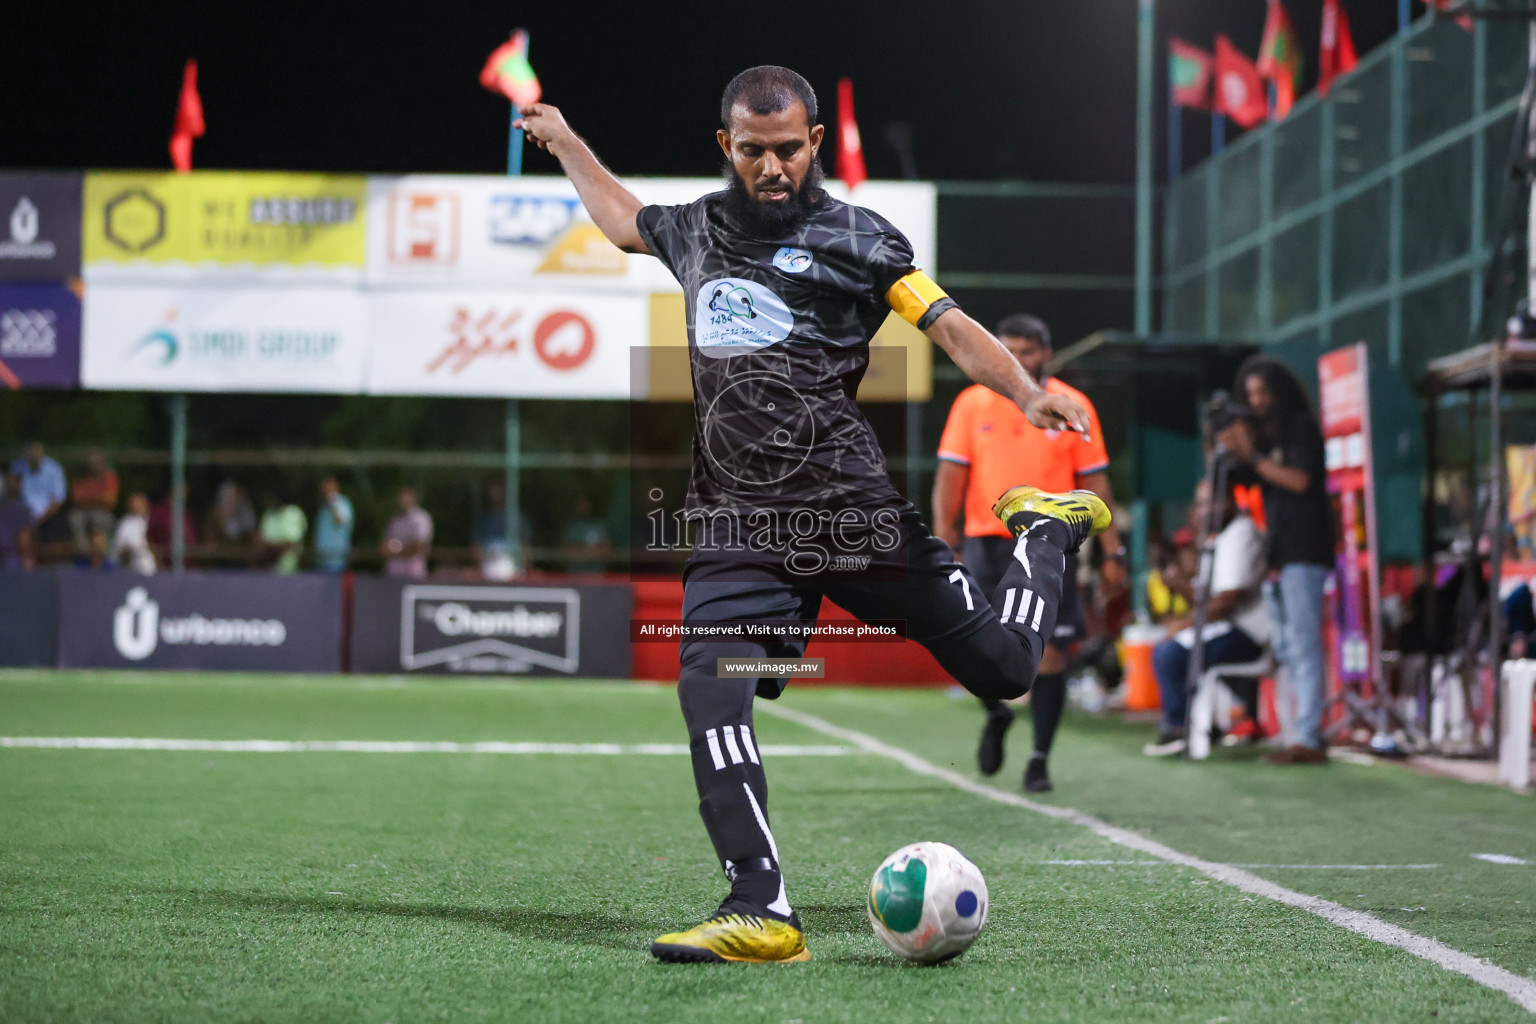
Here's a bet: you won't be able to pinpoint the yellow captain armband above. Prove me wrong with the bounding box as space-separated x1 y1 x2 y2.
885 271 958 330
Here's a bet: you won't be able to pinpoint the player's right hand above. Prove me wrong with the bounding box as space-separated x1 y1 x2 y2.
514 103 574 153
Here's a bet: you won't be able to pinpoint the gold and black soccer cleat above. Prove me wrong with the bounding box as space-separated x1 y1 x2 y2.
991 485 1112 552
650 912 811 964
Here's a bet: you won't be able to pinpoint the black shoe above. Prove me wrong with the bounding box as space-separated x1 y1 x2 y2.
977 704 1015 776
1023 755 1053 793
1142 730 1186 757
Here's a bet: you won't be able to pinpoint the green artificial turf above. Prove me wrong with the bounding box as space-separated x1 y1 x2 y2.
1 670 1533 1023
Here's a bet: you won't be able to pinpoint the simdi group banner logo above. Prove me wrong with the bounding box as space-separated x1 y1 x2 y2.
83 171 367 280
81 285 368 393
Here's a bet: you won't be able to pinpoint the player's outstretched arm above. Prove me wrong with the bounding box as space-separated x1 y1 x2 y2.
924 309 1092 440
515 103 649 254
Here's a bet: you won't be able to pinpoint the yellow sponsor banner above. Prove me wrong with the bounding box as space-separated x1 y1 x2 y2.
641 294 931 402
83 171 367 273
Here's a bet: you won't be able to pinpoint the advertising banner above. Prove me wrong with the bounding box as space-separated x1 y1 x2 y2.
81 284 368 393
366 289 642 398
83 171 368 282
364 176 938 292
0 284 81 389
56 570 344 672
1318 342 1379 689
350 577 632 678
0 172 82 281
0 570 58 667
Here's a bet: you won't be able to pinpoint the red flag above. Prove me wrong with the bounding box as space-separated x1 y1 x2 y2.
1169 38 1214 110
836 77 867 191
480 29 542 107
1319 0 1360 98
1215 35 1268 129
1429 0 1474 31
169 60 205 174
1257 1 1301 120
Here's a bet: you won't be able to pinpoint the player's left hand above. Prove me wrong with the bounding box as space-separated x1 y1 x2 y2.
1021 392 1091 440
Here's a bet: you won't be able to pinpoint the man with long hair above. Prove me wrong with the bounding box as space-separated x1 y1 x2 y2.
1219 356 1334 763
518 66 1111 963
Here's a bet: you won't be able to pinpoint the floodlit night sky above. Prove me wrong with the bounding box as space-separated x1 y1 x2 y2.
5 1 1401 183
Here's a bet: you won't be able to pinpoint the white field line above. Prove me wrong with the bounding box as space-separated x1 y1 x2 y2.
759 702 1536 1016
0 737 851 757
1044 859 1443 870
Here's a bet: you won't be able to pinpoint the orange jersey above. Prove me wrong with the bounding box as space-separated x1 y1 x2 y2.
937 378 1110 538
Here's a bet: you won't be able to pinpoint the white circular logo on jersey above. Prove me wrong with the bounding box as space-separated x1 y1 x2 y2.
694 277 794 358
772 247 814 274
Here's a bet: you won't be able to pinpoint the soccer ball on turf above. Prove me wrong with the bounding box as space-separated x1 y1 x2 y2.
867 841 989 963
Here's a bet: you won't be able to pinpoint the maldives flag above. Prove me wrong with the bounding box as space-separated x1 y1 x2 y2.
1257 0 1302 120
1319 0 1359 98
1215 35 1268 129
169 60 205 174
1170 38 1213 109
481 29 542 106
836 77 867 191
1429 0 1473 31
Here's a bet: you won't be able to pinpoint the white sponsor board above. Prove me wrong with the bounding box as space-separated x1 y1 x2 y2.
365 289 641 398
81 285 368 393
365 176 937 293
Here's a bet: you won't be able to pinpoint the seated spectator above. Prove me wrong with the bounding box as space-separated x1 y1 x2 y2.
146 492 198 566
0 470 37 570
113 492 156 574
75 526 113 571
562 495 612 574
204 480 256 568
11 442 66 546
381 485 432 579
68 448 119 558
1143 486 1270 757
473 480 526 581
313 477 354 572
258 492 307 574
1146 528 1196 622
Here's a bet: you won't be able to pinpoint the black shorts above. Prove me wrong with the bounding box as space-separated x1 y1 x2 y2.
680 507 1000 698
962 535 1083 645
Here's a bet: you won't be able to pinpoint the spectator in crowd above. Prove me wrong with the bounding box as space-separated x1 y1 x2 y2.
113 492 156 574
205 480 257 568
382 485 432 579
1143 481 1270 757
258 492 307 574
473 480 526 581
1223 356 1335 765
68 448 119 558
561 495 612 574
11 442 66 545
0 470 37 570
313 476 354 572
146 492 198 566
1146 528 1197 623
75 526 113 571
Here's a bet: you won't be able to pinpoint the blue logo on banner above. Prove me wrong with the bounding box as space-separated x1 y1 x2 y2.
489 196 582 245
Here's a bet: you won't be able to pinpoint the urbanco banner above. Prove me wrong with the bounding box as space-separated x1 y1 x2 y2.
56 570 344 672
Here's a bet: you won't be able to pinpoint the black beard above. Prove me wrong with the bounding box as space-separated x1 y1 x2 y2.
722 159 825 238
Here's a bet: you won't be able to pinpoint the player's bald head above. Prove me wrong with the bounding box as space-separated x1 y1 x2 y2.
720 66 818 130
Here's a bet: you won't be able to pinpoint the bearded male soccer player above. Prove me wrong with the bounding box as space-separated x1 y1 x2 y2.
518 66 1110 964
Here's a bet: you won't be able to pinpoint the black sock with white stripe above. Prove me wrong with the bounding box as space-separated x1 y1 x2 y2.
687 721 795 923
991 516 1071 674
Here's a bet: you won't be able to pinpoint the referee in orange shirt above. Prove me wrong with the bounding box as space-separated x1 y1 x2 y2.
933 314 1125 792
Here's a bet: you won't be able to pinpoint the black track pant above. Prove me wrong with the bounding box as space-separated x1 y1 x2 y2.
673 509 1073 916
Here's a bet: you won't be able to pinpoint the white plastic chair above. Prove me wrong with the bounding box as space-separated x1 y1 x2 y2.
1189 653 1275 760
1499 660 1535 791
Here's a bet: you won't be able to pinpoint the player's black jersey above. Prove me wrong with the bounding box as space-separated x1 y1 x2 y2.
638 190 933 529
